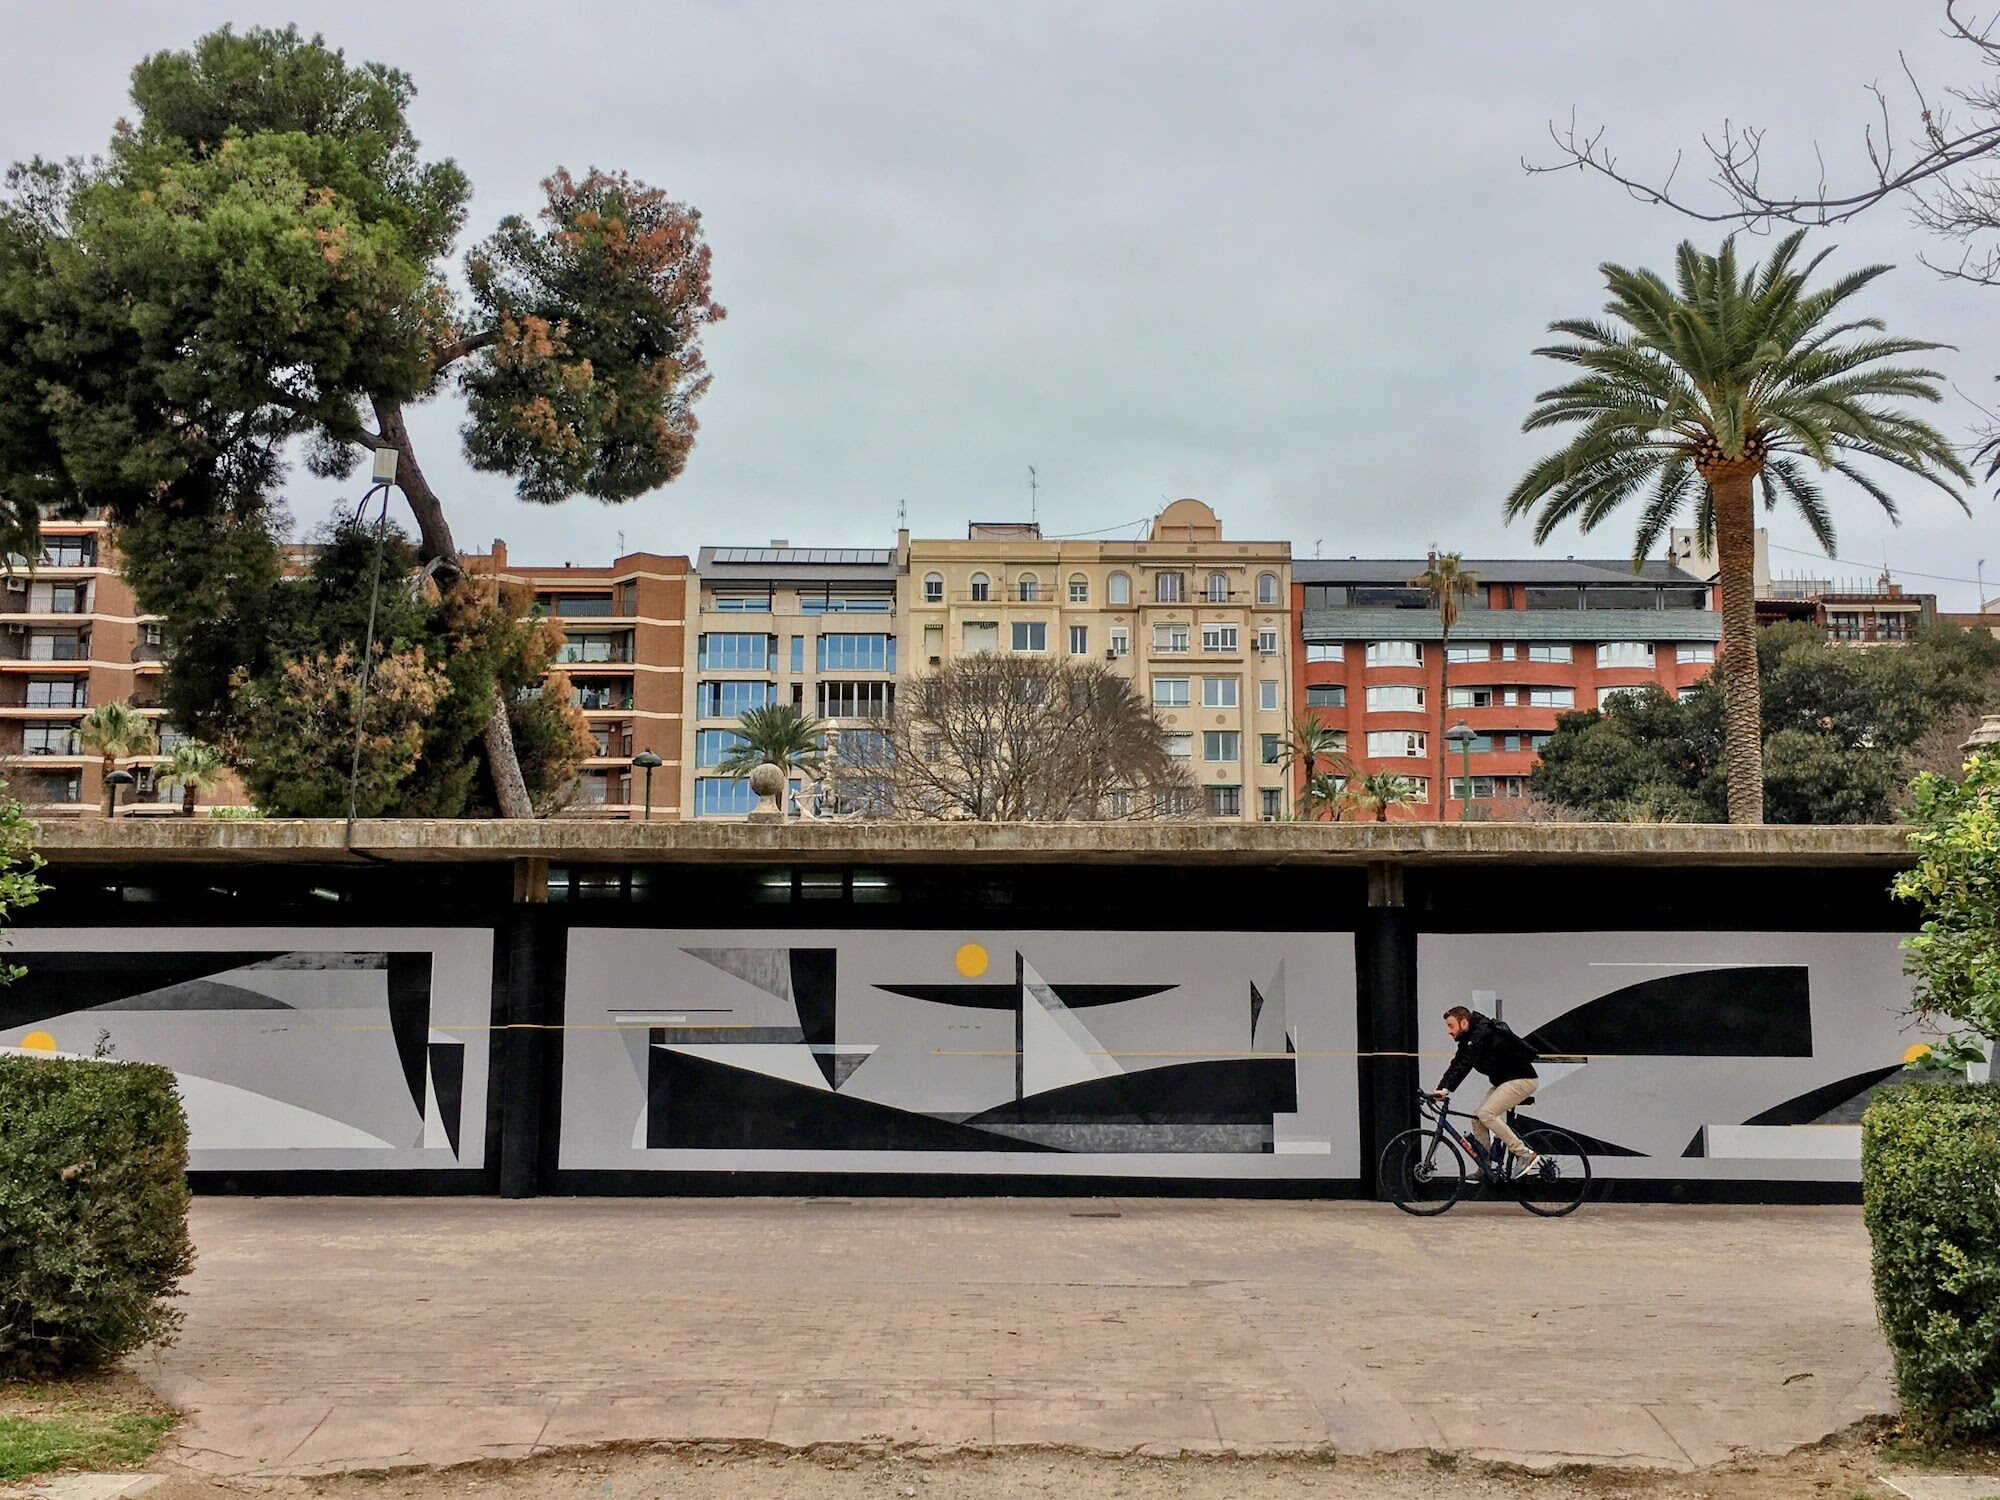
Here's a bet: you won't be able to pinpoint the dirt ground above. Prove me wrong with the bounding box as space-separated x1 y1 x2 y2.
126 1424 1997 1500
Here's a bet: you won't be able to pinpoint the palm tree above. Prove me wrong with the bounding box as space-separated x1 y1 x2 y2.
1276 714 1351 818
1300 770 1348 822
1506 231 1968 824
718 704 827 786
76 702 156 816
1342 772 1423 824
164 740 226 817
1409 550 1478 821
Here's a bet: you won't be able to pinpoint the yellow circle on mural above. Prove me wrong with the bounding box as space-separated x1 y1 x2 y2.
18 1031 56 1054
1904 1042 1933 1066
954 943 990 978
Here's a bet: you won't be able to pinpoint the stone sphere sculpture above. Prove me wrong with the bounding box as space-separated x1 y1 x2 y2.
747 761 786 821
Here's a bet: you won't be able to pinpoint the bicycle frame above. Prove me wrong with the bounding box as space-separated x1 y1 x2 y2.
1417 1096 1520 1181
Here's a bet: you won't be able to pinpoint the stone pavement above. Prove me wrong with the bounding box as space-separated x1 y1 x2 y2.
136 1198 1891 1479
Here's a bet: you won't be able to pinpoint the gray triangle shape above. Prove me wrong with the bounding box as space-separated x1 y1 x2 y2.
681 948 795 1004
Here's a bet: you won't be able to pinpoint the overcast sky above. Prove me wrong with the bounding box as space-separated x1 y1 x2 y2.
6 3 1999 607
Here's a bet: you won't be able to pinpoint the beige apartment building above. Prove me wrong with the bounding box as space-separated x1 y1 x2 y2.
904 499 1293 821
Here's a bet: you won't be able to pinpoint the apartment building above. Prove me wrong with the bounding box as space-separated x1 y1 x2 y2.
1294 557 1719 819
1757 575 1937 643
906 499 1293 821
465 541 690 817
683 544 903 818
0 515 234 816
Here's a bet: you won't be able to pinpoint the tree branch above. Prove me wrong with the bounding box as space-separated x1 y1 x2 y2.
430 328 498 373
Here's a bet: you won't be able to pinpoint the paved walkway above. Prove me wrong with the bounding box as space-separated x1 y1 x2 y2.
139 1198 1891 1478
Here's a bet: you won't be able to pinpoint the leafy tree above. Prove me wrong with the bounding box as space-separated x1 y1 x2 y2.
75 703 156 817
1506 231 1968 824
1894 753 2000 1070
1299 770 1349 822
162 741 225 817
1409 551 1477 819
718 705 827 782
1531 623 2000 823
1276 713 1351 819
1341 772 1424 823
0 26 722 814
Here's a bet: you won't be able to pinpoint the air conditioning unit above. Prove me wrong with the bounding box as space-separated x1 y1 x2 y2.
5 577 25 593
927 654 941 666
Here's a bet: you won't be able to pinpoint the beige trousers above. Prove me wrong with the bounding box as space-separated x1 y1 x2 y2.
1471 1077 1538 1162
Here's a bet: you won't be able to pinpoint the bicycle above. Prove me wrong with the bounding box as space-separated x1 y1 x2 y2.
1381 1091 1591 1217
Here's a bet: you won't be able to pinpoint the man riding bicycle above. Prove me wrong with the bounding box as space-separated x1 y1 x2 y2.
1430 1004 1542 1177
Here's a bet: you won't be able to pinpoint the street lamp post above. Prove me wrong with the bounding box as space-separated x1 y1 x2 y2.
346 447 401 840
630 748 663 821
1443 720 1478 823
105 767 136 819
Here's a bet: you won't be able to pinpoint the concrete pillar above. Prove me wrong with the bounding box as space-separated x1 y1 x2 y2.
499 860 558 1199
1358 859 1418 1200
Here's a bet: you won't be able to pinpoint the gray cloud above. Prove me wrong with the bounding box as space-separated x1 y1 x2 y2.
5 2 1995 604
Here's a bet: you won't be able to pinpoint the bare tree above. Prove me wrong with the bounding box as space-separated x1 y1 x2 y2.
837 655 1196 821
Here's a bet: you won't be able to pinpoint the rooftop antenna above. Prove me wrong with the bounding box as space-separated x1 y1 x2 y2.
1028 466 1038 525
1315 538 1323 558
617 529 625 556
897 498 907 528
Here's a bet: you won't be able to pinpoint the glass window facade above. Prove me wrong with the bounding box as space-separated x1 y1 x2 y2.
697 680 773 718
699 633 773 671
817 634 896 672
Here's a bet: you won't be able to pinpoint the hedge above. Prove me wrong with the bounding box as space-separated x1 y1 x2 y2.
1861 1082 2000 1443
0 1055 193 1377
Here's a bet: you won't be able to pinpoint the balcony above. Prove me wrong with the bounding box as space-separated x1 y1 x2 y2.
572 682 636 712
0 632 89 663
555 639 635 666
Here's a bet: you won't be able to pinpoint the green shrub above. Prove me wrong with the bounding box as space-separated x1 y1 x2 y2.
0 1057 193 1378
1861 1082 2000 1443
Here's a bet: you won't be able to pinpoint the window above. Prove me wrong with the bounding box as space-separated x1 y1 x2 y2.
1201 676 1239 708
963 621 999 653
1527 687 1575 709
1680 643 1716 663
1366 640 1423 666
1301 584 1346 610
1596 641 1655 668
1524 587 1579 611
800 590 892 615
1016 574 1041 602
818 680 895 717
1450 775 1532 801
1153 677 1190 707
1446 686 1496 709
1069 624 1089 656
1165 732 1193 760
1153 623 1190 653
1010 621 1047 652
1525 643 1573 663
1201 624 1238 653
1304 684 1346 708
1446 644 1489 664
558 632 632 665
1260 787 1283 821
1155 572 1186 603
540 593 614 617
1367 730 1428 758
1260 733 1282 765
818 634 896 672
791 635 805 672
1258 680 1279 712
694 728 749 767
1366 685 1426 712
1257 628 1279 656
38 537 94 567
1584 586 1651 610
698 633 773 671
923 572 944 603
1108 628 1130 658
37 582 89 614
1206 573 1230 603
970 573 991 602
1206 785 1242 817
25 677 85 708
1662 587 1711 611
573 679 634 711
923 623 943 660
140 622 165 648
27 631 86 661
710 591 770 613
22 722 77 755
693 778 759 817
1257 573 1280 605
1068 574 1089 604
1531 733 1553 751
1203 730 1240 762
696 680 772 718
1107 572 1131 605
1305 643 1344 663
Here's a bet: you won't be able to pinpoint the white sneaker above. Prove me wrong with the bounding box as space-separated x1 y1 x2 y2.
1519 1153 1544 1176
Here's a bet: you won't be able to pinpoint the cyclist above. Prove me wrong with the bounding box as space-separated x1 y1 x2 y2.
1429 1004 1542 1177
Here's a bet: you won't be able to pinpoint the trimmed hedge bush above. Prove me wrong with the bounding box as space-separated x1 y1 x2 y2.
1861 1082 2000 1443
0 1055 193 1377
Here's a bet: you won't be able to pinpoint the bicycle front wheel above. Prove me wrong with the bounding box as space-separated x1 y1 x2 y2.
1381 1128 1470 1216
1514 1126 1592 1217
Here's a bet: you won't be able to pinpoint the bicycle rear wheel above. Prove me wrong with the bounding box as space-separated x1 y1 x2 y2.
1381 1128 1470 1216
1513 1126 1591 1217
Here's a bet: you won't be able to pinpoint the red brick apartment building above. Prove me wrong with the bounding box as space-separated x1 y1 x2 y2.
1292 558 1720 820
465 542 690 818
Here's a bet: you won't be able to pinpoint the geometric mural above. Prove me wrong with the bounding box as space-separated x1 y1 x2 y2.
1419 931 1917 1182
564 929 1357 1178
0 928 493 1171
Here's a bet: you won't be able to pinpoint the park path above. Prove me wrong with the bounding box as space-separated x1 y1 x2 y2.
136 1197 1892 1478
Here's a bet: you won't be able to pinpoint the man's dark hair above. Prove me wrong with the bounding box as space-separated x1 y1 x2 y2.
1443 1005 1473 1024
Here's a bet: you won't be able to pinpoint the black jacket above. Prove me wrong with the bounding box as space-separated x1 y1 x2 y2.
1437 1012 1539 1092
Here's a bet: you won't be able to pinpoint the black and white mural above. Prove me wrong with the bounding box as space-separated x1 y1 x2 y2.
1418 931 1916 1182
0 928 494 1172
559 929 1359 1178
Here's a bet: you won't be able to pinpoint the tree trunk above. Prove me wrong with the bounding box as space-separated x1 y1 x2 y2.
1709 465 1765 824
1436 629 1450 821
371 400 536 820
181 784 196 817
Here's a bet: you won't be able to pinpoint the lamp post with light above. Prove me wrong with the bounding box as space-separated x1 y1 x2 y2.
345 447 401 838
105 767 136 819
631 748 663 821
1443 720 1478 822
